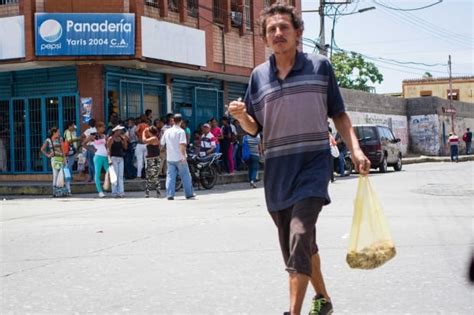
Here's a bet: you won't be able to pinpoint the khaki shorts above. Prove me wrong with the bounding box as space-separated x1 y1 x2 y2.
270 197 324 277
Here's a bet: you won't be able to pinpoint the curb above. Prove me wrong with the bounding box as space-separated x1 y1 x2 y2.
0 171 264 196
403 155 474 165
1 156 472 196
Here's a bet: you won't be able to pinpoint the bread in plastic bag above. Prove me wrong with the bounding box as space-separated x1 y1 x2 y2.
346 176 396 269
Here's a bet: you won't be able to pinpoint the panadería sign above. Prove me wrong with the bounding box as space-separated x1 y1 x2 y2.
35 13 135 56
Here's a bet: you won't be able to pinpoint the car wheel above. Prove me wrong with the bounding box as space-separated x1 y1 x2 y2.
394 155 402 171
379 155 388 173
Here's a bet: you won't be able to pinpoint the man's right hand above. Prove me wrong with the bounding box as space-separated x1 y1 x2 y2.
228 100 247 121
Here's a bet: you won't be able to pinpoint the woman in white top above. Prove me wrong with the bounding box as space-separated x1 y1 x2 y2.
83 121 109 197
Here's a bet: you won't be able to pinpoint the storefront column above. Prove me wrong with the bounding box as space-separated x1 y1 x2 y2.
166 74 173 114
77 64 104 132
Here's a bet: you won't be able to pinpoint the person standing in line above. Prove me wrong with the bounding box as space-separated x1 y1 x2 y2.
335 132 347 177
233 119 246 171
200 123 217 157
83 119 97 182
142 126 162 198
210 117 223 153
83 122 109 198
160 114 195 201
462 128 472 155
107 125 128 198
41 127 67 197
220 116 235 174
135 115 149 179
63 121 80 194
448 132 460 162
125 118 137 179
181 119 192 145
145 109 153 125
229 4 370 314
159 114 174 176
244 133 262 188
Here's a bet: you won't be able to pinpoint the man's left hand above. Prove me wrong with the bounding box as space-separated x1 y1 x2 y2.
352 148 371 176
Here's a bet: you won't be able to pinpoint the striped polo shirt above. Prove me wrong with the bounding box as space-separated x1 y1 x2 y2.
244 51 345 212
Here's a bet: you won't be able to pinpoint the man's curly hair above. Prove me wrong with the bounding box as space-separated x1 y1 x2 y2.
259 1 304 38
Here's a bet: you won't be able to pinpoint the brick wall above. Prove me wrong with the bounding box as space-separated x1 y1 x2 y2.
35 0 44 12
213 27 254 68
77 64 105 131
0 3 19 17
44 0 127 12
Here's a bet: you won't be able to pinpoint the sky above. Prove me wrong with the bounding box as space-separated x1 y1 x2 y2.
301 0 474 93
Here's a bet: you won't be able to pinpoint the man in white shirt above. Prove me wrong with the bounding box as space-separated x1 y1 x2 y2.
161 114 195 200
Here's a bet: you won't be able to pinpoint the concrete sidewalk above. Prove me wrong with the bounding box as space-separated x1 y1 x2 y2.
0 155 472 196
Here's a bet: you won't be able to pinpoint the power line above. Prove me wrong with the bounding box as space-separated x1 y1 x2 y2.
376 6 472 49
304 37 472 76
373 0 443 12
376 0 473 46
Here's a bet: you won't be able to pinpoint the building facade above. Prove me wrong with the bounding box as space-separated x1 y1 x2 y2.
402 76 474 104
0 0 300 175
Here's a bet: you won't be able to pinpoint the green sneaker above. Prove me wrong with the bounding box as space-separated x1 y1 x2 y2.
309 294 333 315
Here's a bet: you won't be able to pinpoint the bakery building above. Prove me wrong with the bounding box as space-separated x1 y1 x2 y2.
0 0 300 175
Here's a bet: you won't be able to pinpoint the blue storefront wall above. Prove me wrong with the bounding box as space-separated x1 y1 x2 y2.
172 75 224 133
227 82 248 103
0 67 79 174
104 66 167 123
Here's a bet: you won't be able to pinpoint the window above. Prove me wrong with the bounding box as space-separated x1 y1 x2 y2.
187 0 198 17
264 0 273 8
213 0 225 24
145 0 159 9
447 89 459 101
244 0 252 30
231 0 242 27
419 90 432 97
0 0 18 4
169 0 178 12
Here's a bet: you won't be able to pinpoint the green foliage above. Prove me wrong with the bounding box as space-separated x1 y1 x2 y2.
331 52 384 92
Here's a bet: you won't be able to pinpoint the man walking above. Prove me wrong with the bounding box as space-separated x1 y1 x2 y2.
448 132 460 162
229 3 370 315
462 128 472 155
161 114 195 200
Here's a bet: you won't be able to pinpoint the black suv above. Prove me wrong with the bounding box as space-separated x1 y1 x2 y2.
353 124 403 173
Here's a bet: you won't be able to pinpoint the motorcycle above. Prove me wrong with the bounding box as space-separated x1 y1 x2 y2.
175 149 222 191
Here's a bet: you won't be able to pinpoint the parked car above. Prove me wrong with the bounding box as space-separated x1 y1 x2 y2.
353 124 403 173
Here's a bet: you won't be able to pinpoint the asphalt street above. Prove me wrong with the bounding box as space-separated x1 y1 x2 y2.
1 161 473 314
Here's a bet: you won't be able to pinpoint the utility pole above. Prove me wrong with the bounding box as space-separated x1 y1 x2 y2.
319 0 326 56
448 55 455 133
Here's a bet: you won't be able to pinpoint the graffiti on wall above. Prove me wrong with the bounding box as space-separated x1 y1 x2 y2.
346 112 409 154
409 114 440 155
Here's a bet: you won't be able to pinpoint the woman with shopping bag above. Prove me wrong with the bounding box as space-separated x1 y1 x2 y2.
107 125 128 198
82 121 109 198
40 127 68 197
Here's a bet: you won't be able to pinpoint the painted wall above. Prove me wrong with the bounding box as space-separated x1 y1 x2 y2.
347 112 409 155
409 114 440 155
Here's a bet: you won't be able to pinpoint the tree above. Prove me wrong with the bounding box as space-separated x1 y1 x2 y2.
331 51 383 92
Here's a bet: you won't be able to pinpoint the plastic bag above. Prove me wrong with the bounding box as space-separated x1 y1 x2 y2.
103 171 110 191
346 176 396 269
109 165 118 185
63 167 72 181
330 144 340 158
57 168 65 188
